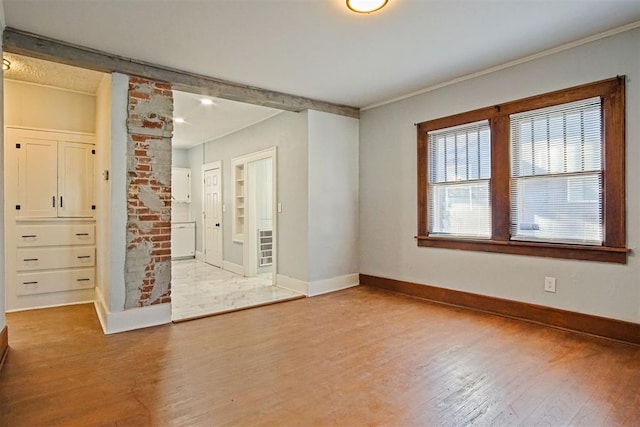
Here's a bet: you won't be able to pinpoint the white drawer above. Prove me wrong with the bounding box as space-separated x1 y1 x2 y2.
16 224 95 247
17 268 95 296
17 247 95 271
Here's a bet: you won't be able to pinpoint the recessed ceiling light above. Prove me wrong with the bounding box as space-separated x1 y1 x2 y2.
174 117 185 124
201 98 214 106
2 59 11 71
346 0 388 13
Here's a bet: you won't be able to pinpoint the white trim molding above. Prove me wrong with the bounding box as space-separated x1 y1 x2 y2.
276 274 309 295
94 288 171 334
195 250 205 261
308 274 360 297
276 273 360 297
362 20 640 111
222 260 244 276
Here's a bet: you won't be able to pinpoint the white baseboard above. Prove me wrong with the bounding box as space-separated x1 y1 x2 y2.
94 287 109 334
195 251 204 261
223 260 244 276
5 299 94 313
276 274 309 295
93 288 171 334
308 273 359 297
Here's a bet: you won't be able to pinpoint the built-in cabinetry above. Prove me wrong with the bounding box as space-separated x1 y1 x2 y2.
171 167 191 203
232 160 245 242
5 128 96 310
171 222 195 259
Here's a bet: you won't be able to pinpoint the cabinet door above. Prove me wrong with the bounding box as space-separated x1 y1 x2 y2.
171 168 191 203
58 142 95 218
17 138 58 218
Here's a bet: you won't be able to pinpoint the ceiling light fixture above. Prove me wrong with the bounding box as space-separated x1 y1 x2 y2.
201 98 214 106
174 117 185 124
2 59 10 71
346 0 388 14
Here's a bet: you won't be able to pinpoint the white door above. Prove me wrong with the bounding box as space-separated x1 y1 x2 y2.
204 168 223 267
16 138 58 218
58 141 95 218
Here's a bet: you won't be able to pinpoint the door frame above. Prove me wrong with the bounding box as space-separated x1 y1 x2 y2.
202 161 222 266
232 147 277 278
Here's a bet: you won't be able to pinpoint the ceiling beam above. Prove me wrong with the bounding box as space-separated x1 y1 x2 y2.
3 27 360 118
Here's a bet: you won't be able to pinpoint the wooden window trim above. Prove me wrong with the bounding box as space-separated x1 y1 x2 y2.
416 77 629 264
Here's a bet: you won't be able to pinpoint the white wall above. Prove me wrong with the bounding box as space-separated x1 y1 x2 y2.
359 28 640 323
108 73 129 313
188 144 204 250
172 148 189 167
95 74 112 310
308 110 359 282
200 111 309 281
0 18 5 334
4 80 96 133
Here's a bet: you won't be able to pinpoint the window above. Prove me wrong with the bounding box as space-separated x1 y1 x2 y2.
428 120 491 238
417 77 628 263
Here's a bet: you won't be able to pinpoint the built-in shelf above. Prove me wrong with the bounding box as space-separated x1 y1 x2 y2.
233 160 245 242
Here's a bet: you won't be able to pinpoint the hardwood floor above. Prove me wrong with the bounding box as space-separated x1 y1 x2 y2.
1 286 639 426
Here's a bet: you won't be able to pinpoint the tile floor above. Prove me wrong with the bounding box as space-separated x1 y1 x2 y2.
171 259 305 321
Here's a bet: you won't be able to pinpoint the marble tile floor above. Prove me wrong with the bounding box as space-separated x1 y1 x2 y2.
171 259 305 322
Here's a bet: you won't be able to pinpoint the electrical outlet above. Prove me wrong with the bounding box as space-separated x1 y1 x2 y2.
544 277 557 293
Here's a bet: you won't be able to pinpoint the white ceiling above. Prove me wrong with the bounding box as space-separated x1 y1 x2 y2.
3 52 104 94
3 52 280 148
172 91 281 149
4 1 640 109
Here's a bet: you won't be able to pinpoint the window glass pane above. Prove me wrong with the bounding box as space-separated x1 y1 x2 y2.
428 120 491 238
429 181 491 238
510 97 603 245
511 174 602 245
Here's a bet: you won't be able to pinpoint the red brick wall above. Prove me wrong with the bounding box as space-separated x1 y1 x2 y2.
125 77 173 309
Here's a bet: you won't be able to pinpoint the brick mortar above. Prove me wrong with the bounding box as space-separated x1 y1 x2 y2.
125 76 174 309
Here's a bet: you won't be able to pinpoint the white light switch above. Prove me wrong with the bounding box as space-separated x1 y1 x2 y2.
277 203 282 213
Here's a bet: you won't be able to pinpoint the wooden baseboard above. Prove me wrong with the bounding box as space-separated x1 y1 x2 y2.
360 274 640 345
0 326 8 372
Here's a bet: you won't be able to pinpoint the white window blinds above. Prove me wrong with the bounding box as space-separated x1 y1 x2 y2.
428 120 491 238
510 97 603 245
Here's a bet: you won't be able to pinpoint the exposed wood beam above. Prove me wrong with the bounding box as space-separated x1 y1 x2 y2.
2 27 360 118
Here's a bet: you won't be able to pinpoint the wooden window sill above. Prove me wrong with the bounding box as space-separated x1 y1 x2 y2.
415 236 630 264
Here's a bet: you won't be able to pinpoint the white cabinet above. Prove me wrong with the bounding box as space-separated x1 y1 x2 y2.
5 128 97 309
171 222 195 259
12 221 96 297
12 129 95 218
57 142 95 217
172 167 191 203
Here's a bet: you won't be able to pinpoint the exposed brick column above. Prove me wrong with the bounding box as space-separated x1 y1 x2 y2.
125 77 173 309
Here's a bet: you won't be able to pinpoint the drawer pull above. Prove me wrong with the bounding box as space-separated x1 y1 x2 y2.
75 233 90 236
77 255 91 259
23 281 38 285
21 235 37 238
23 258 39 262
76 278 91 282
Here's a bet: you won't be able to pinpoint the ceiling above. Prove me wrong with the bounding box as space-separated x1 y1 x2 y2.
3 52 104 94
3 1 640 109
3 52 281 148
172 91 281 149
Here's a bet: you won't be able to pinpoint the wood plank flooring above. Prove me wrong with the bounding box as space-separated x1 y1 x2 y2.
1 286 639 426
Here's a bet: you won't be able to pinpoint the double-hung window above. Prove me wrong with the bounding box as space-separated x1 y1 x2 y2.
428 120 491 239
417 77 628 263
510 97 603 245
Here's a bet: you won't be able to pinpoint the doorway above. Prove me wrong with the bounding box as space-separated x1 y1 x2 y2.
170 92 303 322
203 162 222 267
245 156 274 280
